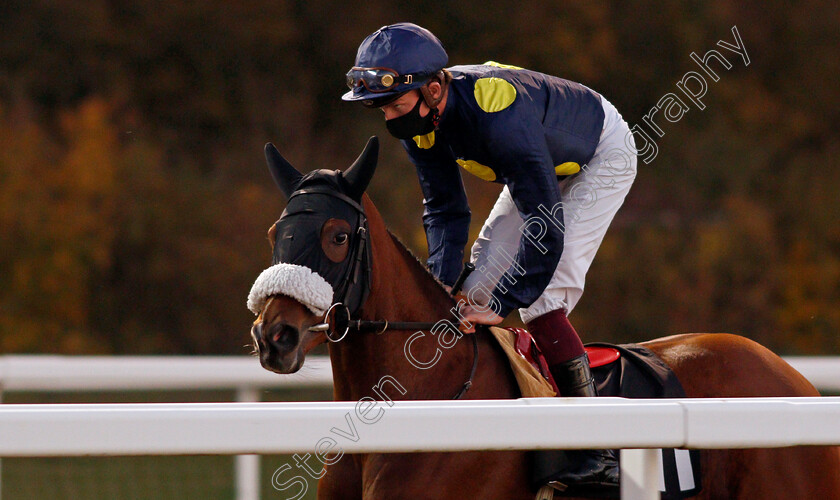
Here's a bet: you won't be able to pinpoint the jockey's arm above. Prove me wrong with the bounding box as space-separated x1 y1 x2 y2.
403 137 471 286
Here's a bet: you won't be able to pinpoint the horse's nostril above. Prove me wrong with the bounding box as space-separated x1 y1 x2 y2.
265 323 299 351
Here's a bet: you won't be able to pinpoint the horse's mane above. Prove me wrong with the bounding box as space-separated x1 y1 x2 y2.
385 229 454 299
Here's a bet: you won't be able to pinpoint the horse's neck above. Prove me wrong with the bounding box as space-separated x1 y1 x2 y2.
329 196 513 402
364 202 452 320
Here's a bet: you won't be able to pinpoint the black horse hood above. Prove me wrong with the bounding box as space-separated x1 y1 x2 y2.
248 137 378 317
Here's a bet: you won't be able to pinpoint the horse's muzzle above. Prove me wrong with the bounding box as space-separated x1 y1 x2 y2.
252 321 303 374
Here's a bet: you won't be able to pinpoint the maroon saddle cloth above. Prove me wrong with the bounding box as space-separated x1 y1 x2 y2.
505 327 702 499
507 327 622 394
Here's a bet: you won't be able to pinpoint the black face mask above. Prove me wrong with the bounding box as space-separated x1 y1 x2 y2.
385 97 438 140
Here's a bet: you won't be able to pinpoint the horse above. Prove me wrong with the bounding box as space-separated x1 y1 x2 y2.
249 137 840 500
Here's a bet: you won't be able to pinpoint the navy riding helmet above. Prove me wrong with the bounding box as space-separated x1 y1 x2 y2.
342 23 448 106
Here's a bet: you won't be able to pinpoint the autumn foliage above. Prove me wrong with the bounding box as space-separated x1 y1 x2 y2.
0 0 838 354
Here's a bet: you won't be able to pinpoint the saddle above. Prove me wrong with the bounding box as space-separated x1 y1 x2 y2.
488 327 702 500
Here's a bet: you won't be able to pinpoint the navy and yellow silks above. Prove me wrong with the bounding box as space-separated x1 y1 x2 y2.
401 63 605 316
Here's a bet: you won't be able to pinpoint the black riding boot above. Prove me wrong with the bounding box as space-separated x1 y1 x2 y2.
548 353 619 496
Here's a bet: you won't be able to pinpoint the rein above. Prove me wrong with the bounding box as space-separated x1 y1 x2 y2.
314 311 479 400
309 264 480 400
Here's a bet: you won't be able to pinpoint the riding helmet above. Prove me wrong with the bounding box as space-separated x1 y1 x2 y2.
342 23 448 105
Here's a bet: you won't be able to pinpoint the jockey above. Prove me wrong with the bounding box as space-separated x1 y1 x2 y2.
343 23 637 491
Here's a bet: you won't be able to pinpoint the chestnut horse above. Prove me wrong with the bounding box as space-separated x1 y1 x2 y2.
250 137 840 500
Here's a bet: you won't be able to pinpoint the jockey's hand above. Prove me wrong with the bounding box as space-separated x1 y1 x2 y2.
457 304 503 334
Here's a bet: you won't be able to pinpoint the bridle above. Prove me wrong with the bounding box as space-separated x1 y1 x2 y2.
284 186 480 400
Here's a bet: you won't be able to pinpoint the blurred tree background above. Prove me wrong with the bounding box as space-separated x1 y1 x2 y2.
0 0 837 355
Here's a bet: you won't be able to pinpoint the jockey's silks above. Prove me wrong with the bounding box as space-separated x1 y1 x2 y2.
402 63 605 316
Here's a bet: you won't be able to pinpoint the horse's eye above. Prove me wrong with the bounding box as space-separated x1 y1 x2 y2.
321 219 351 262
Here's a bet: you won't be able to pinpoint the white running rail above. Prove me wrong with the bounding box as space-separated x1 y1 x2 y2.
0 355 331 500
0 397 839 500
0 355 837 500
1 355 836 392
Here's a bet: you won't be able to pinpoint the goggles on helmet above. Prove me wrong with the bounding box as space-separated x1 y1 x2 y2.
346 67 428 93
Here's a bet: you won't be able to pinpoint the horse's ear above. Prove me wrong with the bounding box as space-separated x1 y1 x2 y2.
342 136 379 200
265 143 303 199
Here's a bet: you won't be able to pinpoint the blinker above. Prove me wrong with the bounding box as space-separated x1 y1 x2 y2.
272 189 371 316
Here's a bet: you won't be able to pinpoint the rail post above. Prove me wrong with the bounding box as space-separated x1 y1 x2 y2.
236 387 261 500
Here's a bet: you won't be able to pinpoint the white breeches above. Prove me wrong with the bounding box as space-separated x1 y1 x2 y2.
463 96 638 323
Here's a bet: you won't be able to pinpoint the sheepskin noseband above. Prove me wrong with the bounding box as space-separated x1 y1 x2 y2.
247 263 334 316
